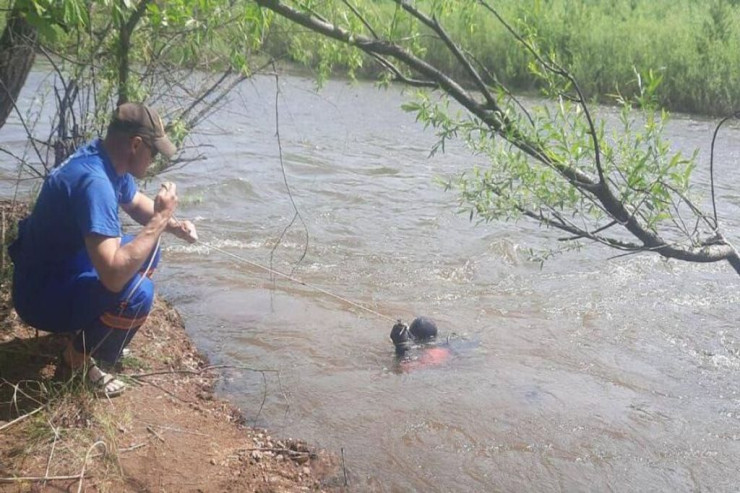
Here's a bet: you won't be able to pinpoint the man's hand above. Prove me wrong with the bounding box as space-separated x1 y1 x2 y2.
171 219 198 244
155 182 178 217
156 182 197 243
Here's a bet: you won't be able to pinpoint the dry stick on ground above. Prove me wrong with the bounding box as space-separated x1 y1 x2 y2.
119 442 147 453
130 364 279 424
145 425 166 443
240 447 309 455
143 423 209 437
239 447 311 466
140 378 193 404
2 379 46 416
43 418 60 489
76 441 107 493
0 405 43 432
89 442 148 459
0 422 108 485
129 364 277 378
0 474 83 483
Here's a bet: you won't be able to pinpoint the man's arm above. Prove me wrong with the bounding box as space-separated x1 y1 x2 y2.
86 185 176 293
122 189 198 243
121 190 173 228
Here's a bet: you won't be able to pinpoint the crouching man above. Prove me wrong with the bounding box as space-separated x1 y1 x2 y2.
9 102 197 397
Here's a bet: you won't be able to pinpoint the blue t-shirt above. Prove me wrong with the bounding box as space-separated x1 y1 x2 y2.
14 139 137 270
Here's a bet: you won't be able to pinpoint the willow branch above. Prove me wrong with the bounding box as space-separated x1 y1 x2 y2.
395 0 498 110
477 0 605 186
464 48 534 126
256 0 740 274
342 0 378 39
370 53 438 87
254 0 600 195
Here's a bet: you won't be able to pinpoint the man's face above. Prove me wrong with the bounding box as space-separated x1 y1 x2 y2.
128 135 157 179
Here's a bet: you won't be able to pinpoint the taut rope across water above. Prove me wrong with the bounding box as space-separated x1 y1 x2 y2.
200 241 396 323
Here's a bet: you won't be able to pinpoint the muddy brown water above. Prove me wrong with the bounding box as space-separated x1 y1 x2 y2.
3 71 740 491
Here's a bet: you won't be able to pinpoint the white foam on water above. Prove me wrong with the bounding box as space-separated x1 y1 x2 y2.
165 238 268 254
711 354 740 370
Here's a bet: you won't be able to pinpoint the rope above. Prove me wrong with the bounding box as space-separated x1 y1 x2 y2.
82 208 397 375
202 241 396 322
124 235 160 304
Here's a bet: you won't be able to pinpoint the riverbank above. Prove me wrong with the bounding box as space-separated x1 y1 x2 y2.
0 202 345 492
263 0 740 116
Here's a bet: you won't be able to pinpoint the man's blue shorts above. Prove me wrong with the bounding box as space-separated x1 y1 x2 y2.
12 235 160 364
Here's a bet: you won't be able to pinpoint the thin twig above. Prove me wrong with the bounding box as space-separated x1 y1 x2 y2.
239 447 310 459
119 442 147 453
268 67 310 278
77 440 107 493
0 406 43 432
87 442 148 460
0 474 83 483
129 364 278 379
43 419 60 488
478 0 605 183
395 0 498 110
240 447 299 453
370 53 437 87
0 78 47 174
708 113 738 229
140 379 192 404
341 447 348 486
143 424 208 437
146 425 166 443
342 0 378 38
254 369 269 424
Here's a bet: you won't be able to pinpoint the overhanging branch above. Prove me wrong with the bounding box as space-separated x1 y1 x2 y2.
255 0 740 276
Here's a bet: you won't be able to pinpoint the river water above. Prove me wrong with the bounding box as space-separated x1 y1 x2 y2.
3 72 740 491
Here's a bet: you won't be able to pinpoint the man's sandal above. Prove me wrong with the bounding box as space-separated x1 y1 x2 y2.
87 364 126 398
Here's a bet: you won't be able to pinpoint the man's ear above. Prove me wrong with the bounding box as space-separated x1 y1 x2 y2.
128 135 145 155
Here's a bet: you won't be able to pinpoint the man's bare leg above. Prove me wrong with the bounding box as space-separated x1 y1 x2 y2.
62 340 89 369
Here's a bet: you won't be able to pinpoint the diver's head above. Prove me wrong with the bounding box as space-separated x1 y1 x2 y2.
390 321 411 355
409 316 438 341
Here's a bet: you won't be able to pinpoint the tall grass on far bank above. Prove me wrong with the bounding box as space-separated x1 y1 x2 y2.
3 0 738 116
266 0 740 116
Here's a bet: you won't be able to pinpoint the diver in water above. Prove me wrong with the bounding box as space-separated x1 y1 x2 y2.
390 316 453 371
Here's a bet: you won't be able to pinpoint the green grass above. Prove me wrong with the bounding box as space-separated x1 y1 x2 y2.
2 0 738 115
266 0 740 115
118 354 149 372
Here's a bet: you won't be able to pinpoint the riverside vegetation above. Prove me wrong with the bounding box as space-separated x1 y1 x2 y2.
264 0 740 116
5 0 740 116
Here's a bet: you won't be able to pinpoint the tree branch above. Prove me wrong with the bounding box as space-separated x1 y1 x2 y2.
369 53 438 88
477 0 606 186
117 0 153 105
342 0 379 39
256 0 740 275
395 0 498 110
254 0 601 196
